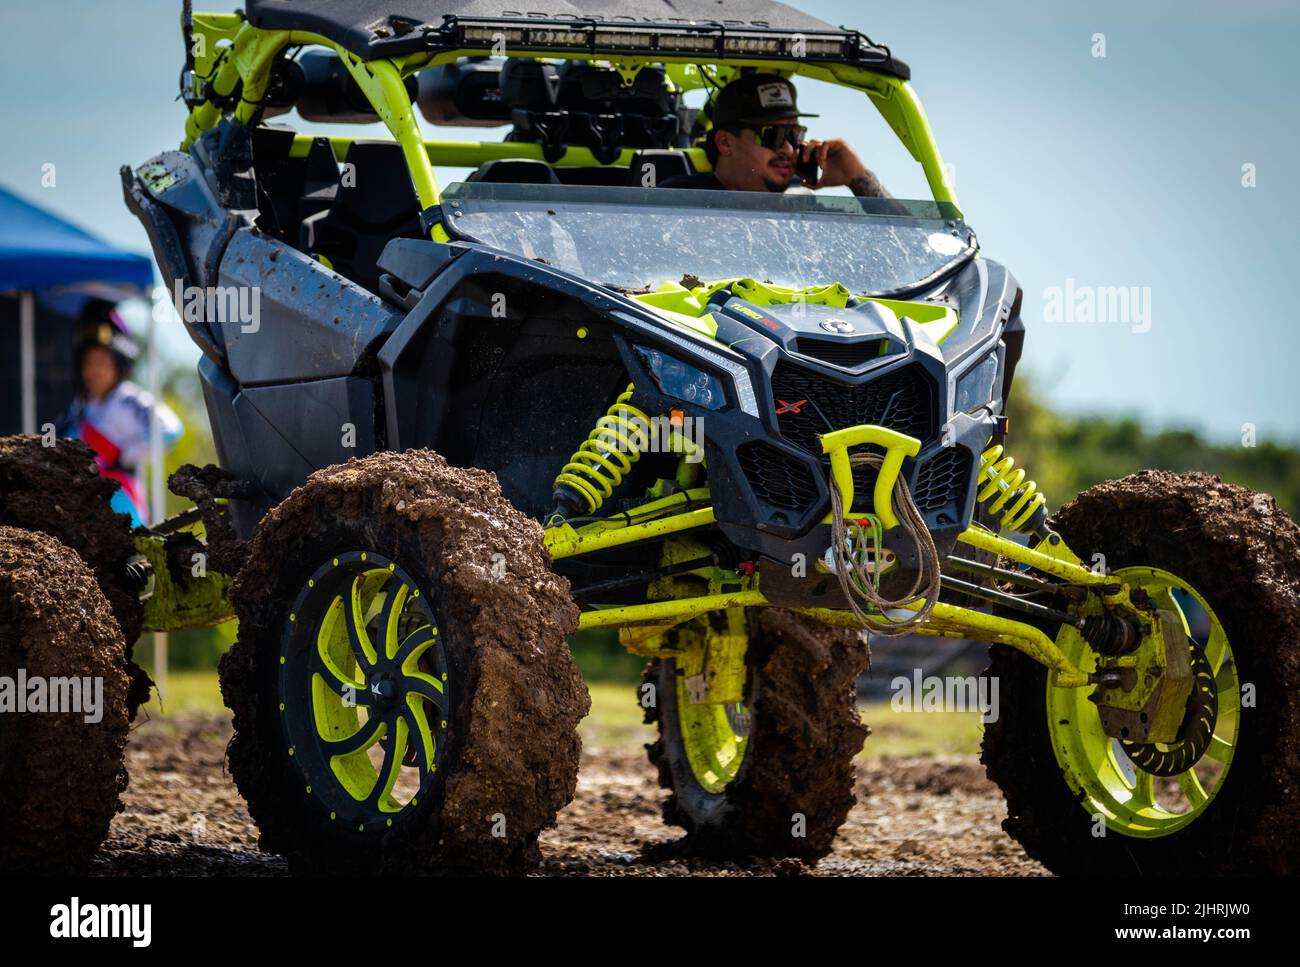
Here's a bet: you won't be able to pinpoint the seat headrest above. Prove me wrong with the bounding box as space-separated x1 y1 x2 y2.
626 150 692 187
466 159 561 184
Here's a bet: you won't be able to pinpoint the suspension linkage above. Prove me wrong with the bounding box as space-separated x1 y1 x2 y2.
570 555 718 603
944 554 1087 602
939 574 1083 628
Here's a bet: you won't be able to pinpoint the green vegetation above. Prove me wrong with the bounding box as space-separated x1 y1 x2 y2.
580 682 655 748
134 669 226 716
859 703 984 757
1006 379 1300 519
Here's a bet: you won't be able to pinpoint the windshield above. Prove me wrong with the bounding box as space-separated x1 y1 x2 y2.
440 184 975 297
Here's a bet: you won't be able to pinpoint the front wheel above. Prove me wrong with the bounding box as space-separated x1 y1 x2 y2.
644 608 870 861
221 451 590 875
981 471 1300 875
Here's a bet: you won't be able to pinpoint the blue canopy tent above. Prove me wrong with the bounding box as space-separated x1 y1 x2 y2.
0 185 172 676
0 184 153 438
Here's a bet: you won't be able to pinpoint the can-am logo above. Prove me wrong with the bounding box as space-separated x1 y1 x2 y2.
819 318 855 334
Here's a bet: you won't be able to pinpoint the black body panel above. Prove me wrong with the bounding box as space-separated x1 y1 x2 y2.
200 353 381 540
218 228 404 385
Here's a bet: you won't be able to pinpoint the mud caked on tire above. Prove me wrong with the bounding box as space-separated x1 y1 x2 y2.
0 435 150 717
222 450 589 875
0 527 131 873
982 471 1300 875
644 609 870 861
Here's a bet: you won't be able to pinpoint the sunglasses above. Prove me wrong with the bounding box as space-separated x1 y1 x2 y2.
750 124 807 151
721 123 807 151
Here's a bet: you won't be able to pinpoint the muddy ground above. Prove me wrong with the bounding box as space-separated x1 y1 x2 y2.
91 712 1047 877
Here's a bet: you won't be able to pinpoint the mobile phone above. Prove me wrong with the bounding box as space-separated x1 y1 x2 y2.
795 146 819 187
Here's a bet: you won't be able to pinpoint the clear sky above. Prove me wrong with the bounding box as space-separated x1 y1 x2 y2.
2 1 1296 443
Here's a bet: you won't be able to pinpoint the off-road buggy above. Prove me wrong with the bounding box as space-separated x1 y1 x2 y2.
3 0 1298 876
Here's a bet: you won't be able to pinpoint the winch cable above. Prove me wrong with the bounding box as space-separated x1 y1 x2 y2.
827 452 941 636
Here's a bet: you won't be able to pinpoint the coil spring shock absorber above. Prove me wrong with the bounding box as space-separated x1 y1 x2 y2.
549 384 651 522
975 445 1050 536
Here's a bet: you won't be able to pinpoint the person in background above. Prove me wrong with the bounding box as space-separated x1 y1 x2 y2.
58 300 182 526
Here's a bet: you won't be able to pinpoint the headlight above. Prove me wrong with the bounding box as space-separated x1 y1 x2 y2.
635 347 727 410
953 352 999 414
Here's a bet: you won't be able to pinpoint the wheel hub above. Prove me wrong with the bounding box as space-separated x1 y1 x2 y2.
1047 566 1240 838
369 673 400 708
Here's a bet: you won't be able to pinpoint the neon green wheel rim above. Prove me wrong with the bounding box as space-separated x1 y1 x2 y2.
281 551 448 827
1047 567 1240 838
677 675 750 794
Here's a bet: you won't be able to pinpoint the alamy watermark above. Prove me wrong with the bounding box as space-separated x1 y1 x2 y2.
50 898 151 947
890 670 1000 723
0 669 104 723
161 280 261 334
1042 279 1151 334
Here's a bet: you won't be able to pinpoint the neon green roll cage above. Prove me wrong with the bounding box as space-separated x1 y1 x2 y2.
182 10 960 240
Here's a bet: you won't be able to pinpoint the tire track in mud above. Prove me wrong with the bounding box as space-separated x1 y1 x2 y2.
91 713 1047 876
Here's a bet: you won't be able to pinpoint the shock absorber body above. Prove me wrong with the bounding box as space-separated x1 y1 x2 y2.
549 385 704 523
550 385 652 522
975 445 1050 536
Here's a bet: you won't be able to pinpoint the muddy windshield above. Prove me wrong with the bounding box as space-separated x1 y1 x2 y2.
439 183 975 296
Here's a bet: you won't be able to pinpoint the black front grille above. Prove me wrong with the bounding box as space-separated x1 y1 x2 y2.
793 338 885 370
770 361 935 456
737 442 820 513
912 446 972 514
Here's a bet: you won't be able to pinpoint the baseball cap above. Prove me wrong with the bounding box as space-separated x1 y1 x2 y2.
710 73 819 129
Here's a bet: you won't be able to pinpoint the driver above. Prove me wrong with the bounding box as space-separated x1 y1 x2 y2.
660 73 890 197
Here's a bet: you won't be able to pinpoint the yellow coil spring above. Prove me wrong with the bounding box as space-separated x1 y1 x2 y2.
976 445 1047 533
554 385 652 514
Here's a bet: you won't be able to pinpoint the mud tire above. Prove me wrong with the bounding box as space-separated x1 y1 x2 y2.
0 527 131 873
644 609 870 861
221 450 589 875
0 435 150 717
981 471 1300 875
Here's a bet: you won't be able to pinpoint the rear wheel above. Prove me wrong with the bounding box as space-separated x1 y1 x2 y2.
0 526 131 872
222 451 590 875
981 471 1300 875
0 435 149 717
644 608 870 861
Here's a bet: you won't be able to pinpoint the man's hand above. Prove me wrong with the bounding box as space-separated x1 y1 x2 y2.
798 138 868 189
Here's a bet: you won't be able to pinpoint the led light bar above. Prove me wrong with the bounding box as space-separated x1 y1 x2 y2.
439 17 884 65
